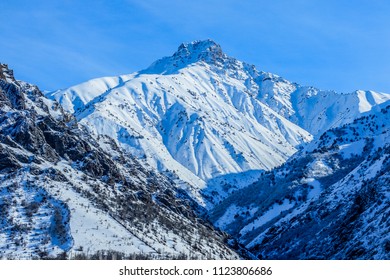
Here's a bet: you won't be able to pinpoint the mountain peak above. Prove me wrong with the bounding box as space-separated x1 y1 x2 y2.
142 39 228 74
173 39 224 61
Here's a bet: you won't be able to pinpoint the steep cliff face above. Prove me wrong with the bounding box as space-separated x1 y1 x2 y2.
0 63 239 259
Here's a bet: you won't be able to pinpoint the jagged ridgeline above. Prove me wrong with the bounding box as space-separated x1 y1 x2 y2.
0 63 239 259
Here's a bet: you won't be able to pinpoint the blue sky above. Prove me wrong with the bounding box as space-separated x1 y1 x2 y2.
1 0 390 93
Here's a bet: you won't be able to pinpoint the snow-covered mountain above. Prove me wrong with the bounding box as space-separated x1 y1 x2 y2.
210 102 390 259
48 40 314 206
48 39 390 208
0 63 239 259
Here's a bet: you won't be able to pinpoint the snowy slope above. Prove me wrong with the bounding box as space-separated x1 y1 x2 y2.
256 73 390 136
49 75 133 114
210 102 390 259
0 63 239 259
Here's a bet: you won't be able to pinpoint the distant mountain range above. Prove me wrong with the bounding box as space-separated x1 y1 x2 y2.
1 39 389 259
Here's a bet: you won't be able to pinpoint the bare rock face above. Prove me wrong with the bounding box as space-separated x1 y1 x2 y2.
0 64 15 82
0 64 124 181
0 64 25 110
